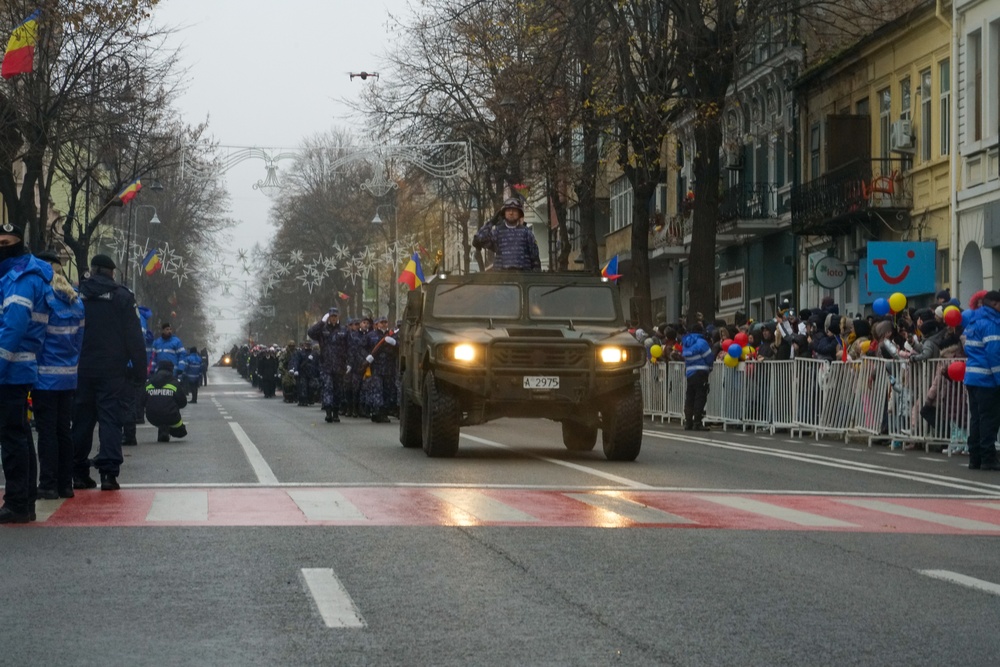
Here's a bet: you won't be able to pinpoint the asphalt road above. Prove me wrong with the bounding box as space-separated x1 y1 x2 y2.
3 366 1000 666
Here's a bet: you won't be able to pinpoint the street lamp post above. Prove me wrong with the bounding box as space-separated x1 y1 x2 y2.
371 205 398 321
124 203 161 290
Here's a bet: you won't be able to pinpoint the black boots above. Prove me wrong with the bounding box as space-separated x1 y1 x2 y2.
157 426 170 442
100 473 120 491
73 475 97 489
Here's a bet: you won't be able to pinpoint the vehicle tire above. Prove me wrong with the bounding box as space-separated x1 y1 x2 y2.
601 382 643 461
561 420 598 451
399 376 423 449
421 372 460 457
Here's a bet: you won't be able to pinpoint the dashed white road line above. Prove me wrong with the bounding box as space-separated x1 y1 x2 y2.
839 499 1000 531
917 570 1000 596
697 495 857 528
229 422 279 484
301 568 366 628
147 491 209 522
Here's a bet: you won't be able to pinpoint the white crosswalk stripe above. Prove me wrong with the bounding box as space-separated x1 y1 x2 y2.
428 489 539 522
839 499 1000 531
146 491 209 522
697 495 857 527
289 489 369 521
565 493 696 524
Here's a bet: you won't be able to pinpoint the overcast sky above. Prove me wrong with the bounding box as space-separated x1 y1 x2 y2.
153 0 412 343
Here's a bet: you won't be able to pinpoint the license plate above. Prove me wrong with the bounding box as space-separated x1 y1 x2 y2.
523 376 559 389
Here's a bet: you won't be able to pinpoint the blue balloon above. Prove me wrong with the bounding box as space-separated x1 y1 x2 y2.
873 297 890 317
728 343 743 358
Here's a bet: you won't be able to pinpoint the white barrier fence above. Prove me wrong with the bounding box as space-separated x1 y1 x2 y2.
640 358 970 452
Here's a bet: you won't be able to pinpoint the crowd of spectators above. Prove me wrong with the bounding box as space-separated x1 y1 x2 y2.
632 288 1000 459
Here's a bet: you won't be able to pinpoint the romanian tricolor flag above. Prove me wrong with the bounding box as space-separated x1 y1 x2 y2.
397 252 424 290
337 291 349 301
142 248 162 276
117 179 142 204
601 254 622 281
1 10 39 80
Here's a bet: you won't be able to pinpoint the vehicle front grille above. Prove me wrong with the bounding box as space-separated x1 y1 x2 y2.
491 341 590 370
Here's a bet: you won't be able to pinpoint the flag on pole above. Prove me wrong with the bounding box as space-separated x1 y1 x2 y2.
397 252 425 290
1 10 40 80
117 178 142 204
601 254 622 281
142 248 162 276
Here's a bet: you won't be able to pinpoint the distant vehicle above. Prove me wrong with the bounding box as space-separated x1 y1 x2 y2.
398 271 646 460
216 354 232 367
349 71 378 81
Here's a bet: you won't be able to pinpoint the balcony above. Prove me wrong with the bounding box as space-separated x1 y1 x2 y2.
790 158 913 236
719 182 788 233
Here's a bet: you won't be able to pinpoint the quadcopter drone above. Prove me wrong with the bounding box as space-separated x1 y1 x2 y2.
349 71 379 81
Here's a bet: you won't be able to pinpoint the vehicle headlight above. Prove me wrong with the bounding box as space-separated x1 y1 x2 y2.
452 343 478 362
599 346 628 364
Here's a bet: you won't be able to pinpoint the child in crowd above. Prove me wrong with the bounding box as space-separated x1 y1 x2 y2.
142 360 188 442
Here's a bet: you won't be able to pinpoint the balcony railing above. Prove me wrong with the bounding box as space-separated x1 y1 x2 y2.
719 182 782 223
790 158 913 235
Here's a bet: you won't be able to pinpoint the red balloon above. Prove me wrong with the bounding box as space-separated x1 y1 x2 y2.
944 307 962 327
734 332 749 347
721 339 734 351
947 361 966 382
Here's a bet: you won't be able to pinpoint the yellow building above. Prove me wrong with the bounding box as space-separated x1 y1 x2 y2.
792 0 953 313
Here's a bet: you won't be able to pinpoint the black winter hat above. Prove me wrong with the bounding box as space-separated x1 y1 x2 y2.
91 254 116 270
36 250 61 264
158 360 174 372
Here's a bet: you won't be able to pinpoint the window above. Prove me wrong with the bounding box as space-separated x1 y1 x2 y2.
810 123 820 178
990 20 1000 139
940 59 950 155
610 176 633 232
920 69 932 162
936 249 949 289
969 30 982 142
900 77 912 168
879 88 891 158
856 97 870 116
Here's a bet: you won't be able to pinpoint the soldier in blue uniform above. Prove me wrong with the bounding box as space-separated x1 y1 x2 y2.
292 340 319 407
362 316 399 423
473 197 541 271
182 346 203 403
308 307 349 422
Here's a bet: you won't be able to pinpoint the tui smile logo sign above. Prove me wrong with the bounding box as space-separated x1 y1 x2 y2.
864 241 936 300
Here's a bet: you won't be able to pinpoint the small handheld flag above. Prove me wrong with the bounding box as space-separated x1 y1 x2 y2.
142 248 162 276
397 252 425 290
601 254 622 281
117 179 142 204
337 291 349 301
1 10 40 79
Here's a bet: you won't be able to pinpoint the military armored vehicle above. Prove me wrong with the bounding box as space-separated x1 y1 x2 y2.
398 271 646 460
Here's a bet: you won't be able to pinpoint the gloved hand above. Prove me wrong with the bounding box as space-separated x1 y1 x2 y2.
322 313 330 323
293 370 299 376
366 355 374 364
308 354 314 360
385 336 396 346
346 366 351 374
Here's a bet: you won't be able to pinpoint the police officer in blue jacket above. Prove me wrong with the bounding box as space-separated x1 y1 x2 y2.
33 250 85 501
182 346 203 403
0 223 53 523
681 323 714 432
962 291 1000 470
152 322 185 377
71 255 147 491
473 198 541 271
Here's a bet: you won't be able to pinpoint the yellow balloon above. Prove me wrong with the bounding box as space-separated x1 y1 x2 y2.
742 345 754 359
724 354 739 368
888 292 907 313
649 344 663 359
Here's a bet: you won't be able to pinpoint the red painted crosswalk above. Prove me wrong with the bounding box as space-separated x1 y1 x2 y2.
12 487 1000 533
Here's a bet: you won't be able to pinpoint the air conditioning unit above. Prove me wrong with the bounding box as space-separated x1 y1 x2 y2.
890 119 914 152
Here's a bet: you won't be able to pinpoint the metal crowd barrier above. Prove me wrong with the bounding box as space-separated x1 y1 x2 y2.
640 357 970 452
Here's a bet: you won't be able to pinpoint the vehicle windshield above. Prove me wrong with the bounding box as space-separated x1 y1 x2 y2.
431 284 521 318
527 285 617 321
